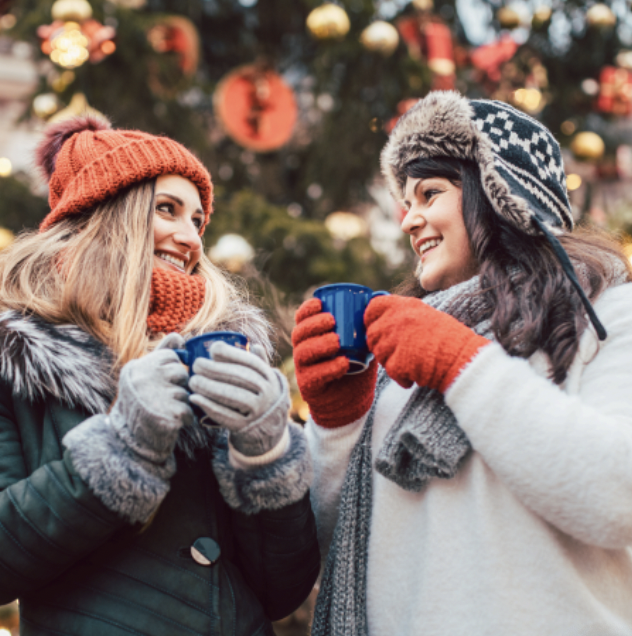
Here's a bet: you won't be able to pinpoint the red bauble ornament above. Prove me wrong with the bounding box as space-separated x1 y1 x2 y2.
596 66 632 116
147 15 200 75
214 65 298 152
470 35 518 83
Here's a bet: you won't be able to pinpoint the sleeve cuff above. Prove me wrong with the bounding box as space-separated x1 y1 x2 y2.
305 411 368 454
63 414 175 525
228 424 290 469
213 422 313 515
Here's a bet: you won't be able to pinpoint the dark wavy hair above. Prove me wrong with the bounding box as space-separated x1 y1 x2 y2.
395 157 632 384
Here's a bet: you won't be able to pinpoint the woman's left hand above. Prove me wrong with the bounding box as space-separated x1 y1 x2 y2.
189 342 289 457
364 295 490 393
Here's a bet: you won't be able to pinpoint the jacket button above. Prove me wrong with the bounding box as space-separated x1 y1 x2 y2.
191 537 221 566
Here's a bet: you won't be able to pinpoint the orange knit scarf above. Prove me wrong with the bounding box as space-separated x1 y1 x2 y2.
147 267 206 335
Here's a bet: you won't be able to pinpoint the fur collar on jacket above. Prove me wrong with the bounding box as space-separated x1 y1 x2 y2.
0 310 116 414
0 310 234 457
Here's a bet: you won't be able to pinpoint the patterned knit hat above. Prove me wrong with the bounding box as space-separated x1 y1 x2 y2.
381 91 607 340
36 116 213 233
381 91 572 235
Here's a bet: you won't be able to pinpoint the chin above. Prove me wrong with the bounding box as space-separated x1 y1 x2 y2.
418 268 439 292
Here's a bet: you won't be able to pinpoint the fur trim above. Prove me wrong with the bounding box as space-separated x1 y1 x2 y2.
36 115 111 181
380 91 573 235
0 311 116 414
212 422 313 515
63 414 174 524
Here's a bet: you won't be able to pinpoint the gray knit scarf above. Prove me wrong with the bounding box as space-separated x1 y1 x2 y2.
311 276 496 636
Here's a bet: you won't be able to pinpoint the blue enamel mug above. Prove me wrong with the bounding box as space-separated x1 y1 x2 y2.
313 283 389 375
175 332 250 423
174 331 250 370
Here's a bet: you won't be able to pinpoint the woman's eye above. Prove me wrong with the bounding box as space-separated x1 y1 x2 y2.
193 217 203 230
157 202 174 215
423 189 440 201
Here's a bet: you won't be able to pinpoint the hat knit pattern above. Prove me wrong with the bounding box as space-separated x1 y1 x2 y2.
147 267 206 335
36 116 213 233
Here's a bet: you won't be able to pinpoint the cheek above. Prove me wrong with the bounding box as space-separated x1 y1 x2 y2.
189 247 203 269
152 214 167 246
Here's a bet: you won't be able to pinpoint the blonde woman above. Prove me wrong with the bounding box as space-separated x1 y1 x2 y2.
0 117 318 636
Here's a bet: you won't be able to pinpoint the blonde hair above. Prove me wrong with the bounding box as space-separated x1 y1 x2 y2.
0 180 271 369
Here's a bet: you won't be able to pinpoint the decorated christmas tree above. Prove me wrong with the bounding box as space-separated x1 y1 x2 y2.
4 0 631 309
1 1 632 634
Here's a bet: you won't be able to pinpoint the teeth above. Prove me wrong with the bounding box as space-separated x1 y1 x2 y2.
157 252 186 269
420 238 442 254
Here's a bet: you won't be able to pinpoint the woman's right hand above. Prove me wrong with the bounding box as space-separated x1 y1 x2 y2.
292 298 377 428
110 334 194 464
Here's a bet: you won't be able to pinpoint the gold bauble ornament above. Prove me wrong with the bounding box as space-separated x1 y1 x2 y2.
360 21 399 56
51 0 93 22
497 6 521 29
570 131 605 160
306 4 350 40
586 3 616 28
48 93 106 124
412 0 433 10
324 212 367 241
532 6 552 28
33 93 60 118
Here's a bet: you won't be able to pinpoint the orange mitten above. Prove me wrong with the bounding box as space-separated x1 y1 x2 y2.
292 298 378 428
364 295 490 393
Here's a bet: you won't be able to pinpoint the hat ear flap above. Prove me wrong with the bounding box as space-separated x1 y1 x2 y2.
36 115 112 181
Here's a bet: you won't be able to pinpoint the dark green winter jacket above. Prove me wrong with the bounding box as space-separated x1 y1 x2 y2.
0 311 320 636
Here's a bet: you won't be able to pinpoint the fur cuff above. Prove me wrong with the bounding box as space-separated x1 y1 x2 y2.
63 415 175 524
212 422 313 515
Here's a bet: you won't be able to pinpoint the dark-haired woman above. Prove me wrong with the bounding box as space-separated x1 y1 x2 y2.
293 92 632 636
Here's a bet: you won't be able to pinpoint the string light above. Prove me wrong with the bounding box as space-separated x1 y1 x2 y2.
0 158 12 177
512 87 543 113
49 21 89 68
38 0 116 70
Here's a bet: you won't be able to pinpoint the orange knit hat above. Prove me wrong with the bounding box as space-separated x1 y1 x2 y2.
36 116 213 233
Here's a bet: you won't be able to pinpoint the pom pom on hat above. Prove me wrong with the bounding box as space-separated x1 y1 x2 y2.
36 115 111 182
37 115 213 234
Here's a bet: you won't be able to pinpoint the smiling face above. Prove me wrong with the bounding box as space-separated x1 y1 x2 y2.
153 174 204 275
401 176 478 292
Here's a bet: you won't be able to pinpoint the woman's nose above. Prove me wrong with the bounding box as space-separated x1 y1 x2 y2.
400 206 426 235
175 221 203 251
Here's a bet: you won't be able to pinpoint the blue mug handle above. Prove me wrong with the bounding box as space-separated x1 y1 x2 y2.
371 291 389 299
175 349 189 366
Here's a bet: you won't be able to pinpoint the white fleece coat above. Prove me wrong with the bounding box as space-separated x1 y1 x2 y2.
306 283 632 636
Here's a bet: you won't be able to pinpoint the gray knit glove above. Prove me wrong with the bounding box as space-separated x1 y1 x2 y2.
110 333 194 464
189 341 290 457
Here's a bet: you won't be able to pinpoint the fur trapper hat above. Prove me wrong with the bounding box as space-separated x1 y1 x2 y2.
36 115 213 234
381 91 573 236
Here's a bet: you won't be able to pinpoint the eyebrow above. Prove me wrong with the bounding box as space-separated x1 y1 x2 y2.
155 192 204 217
